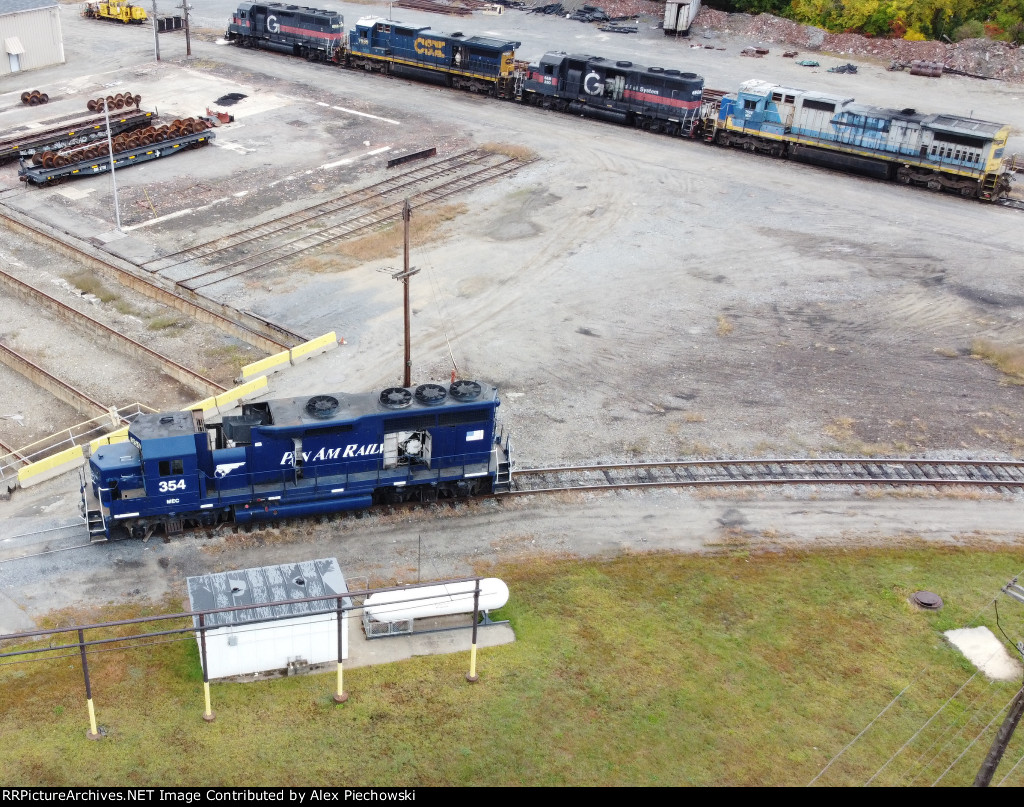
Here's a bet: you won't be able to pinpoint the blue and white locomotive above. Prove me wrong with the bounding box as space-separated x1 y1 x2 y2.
521 52 704 136
707 79 1013 199
87 381 511 540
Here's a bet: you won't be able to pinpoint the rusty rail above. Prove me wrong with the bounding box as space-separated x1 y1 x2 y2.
509 458 1024 494
0 206 306 351
0 342 117 422
0 268 225 397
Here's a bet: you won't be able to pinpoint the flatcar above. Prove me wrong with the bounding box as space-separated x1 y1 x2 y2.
521 52 704 135
704 79 1013 200
347 16 521 96
226 2 345 62
87 381 511 540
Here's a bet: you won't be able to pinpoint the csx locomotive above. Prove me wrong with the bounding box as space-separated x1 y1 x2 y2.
223 3 1015 199
705 79 1014 199
87 381 510 540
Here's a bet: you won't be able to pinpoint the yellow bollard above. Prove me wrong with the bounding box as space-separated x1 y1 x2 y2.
333 661 349 704
465 643 478 683
203 681 216 722
85 697 101 740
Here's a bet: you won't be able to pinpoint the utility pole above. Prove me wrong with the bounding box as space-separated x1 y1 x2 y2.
974 683 1024 786
180 0 191 57
101 99 122 232
389 200 419 388
151 0 160 61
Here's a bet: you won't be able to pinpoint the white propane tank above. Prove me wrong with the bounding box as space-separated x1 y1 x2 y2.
364 578 509 623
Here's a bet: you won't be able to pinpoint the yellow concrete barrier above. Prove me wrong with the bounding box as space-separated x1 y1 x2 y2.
240 332 338 381
240 350 290 381
18 445 85 488
212 375 267 412
290 332 337 362
89 426 130 454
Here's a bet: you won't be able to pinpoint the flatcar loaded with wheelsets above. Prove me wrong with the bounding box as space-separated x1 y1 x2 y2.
87 381 512 540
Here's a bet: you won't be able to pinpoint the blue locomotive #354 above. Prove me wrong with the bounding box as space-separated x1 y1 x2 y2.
87 381 512 540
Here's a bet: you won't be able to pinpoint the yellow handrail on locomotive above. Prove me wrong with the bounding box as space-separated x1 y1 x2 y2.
82 1 148 24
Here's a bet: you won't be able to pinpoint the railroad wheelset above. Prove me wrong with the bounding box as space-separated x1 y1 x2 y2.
86 92 142 112
21 90 49 106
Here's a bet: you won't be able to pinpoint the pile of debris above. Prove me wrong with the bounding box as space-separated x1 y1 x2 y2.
529 0 658 19
691 9 1024 82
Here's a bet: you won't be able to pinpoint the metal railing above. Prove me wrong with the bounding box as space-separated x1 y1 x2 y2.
0 402 154 486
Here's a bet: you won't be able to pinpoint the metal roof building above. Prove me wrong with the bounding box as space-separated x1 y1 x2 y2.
187 557 351 680
0 0 63 76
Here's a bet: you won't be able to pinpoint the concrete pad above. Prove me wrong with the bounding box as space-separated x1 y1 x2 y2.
945 627 1023 682
0 588 37 634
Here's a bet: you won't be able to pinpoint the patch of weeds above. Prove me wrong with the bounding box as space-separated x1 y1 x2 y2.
683 412 706 423
336 203 467 262
716 315 733 336
67 272 118 303
971 339 1024 384
933 347 959 359
147 315 183 331
113 299 141 317
480 142 537 161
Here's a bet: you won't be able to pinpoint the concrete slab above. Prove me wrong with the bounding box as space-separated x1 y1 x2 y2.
945 627 1023 682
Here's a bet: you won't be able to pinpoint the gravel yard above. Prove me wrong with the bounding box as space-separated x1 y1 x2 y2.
0 3 1022 624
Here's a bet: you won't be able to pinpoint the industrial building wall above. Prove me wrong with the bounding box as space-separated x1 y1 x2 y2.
0 6 64 76
199 612 350 680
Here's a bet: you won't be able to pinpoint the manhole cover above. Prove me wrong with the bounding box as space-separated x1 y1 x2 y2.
911 591 943 610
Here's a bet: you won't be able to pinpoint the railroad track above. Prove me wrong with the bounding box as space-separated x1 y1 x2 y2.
142 149 533 291
0 206 307 352
0 341 124 424
0 267 225 397
508 458 1024 495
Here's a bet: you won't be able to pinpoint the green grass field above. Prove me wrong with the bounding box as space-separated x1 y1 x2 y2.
3 546 1024 786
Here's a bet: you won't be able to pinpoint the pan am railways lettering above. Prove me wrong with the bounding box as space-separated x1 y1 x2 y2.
280 444 384 465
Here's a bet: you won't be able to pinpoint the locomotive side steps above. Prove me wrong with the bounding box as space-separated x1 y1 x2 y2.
86 509 107 543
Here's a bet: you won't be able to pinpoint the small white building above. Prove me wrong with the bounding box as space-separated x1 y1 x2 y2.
0 0 64 76
187 558 351 680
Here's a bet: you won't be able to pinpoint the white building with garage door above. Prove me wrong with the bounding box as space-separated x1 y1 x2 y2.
0 0 63 76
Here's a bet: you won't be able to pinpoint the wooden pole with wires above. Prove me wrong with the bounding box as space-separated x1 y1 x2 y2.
974 683 1024 786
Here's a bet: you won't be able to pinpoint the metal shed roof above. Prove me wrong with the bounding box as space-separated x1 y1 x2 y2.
0 0 58 14
187 558 349 628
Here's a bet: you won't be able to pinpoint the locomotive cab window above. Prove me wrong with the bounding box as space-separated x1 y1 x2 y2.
784 95 795 104
771 92 783 102
743 99 757 111
159 459 184 476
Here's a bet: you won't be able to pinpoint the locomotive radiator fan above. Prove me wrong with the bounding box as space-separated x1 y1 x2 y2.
449 380 482 401
414 383 447 406
380 387 413 409
305 395 339 419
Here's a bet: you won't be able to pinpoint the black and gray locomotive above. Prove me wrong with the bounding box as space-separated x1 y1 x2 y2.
87 381 511 540
520 53 704 135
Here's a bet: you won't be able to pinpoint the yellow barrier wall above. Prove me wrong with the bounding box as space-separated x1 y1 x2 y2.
241 332 337 381
240 350 290 380
290 331 337 361
17 445 85 487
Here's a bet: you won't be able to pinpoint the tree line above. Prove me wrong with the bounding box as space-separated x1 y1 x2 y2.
704 0 1024 43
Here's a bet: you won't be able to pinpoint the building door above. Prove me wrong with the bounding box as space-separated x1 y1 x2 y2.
8 53 19 72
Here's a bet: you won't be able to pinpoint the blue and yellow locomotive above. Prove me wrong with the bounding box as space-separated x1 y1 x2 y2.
346 17 521 96
706 79 1013 199
88 381 510 540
